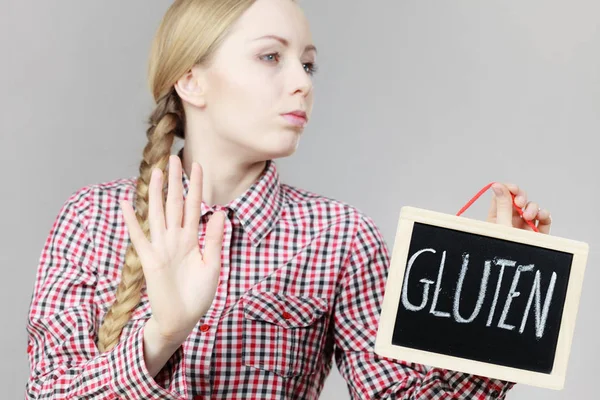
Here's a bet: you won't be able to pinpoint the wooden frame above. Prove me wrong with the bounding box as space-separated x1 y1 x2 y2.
374 206 589 390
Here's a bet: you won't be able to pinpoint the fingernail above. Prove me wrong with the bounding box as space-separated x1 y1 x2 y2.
492 185 503 197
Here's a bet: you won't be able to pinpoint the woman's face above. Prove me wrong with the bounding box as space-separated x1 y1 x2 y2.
181 0 317 162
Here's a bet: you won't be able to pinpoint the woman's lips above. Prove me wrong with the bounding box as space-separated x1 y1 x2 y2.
281 113 307 127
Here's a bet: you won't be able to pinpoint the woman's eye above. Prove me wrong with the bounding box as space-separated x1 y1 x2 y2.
304 62 319 76
261 52 280 63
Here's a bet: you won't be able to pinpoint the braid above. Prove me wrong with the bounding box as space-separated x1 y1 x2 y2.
97 89 184 352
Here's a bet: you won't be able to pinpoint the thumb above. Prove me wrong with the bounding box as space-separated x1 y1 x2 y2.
492 183 514 227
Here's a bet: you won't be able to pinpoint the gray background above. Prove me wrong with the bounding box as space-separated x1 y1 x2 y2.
2 0 598 398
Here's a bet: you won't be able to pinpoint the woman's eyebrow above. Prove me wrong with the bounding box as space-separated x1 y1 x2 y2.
251 34 317 54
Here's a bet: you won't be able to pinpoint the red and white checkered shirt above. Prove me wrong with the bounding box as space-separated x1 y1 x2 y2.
26 155 515 399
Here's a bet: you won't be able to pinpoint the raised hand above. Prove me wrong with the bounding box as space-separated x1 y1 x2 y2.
120 155 226 345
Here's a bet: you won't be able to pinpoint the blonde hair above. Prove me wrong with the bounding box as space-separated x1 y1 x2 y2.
97 0 258 353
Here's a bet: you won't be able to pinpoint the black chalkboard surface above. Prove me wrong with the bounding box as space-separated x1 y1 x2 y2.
375 207 589 390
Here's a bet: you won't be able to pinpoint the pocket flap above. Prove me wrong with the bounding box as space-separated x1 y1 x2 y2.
243 292 328 329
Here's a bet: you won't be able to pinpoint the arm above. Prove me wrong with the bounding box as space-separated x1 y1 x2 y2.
332 214 515 399
25 189 189 399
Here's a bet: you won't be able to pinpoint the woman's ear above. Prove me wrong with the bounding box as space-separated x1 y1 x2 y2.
174 65 207 108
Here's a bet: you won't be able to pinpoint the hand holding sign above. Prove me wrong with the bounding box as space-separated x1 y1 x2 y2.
487 182 552 234
374 183 589 391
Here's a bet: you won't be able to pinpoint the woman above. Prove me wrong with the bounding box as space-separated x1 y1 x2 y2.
25 0 552 399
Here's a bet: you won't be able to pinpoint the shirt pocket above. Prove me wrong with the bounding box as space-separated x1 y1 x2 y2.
241 291 329 378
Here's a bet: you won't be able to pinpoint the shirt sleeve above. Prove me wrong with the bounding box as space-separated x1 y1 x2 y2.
332 213 515 400
25 189 189 400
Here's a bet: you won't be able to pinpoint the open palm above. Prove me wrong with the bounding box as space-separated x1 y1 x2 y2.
120 155 225 343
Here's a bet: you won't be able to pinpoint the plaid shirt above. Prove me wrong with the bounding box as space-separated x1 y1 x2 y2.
26 154 515 399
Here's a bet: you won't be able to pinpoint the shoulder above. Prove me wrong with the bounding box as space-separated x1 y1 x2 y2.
280 182 385 245
57 175 138 228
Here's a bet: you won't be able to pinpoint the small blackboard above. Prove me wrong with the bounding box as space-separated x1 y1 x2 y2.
375 207 589 390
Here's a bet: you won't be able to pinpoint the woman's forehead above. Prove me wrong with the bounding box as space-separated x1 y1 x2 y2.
229 0 312 45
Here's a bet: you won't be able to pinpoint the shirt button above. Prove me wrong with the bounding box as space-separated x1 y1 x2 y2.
200 324 210 332
282 312 292 320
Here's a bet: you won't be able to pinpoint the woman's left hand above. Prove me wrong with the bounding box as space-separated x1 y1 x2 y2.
487 182 552 235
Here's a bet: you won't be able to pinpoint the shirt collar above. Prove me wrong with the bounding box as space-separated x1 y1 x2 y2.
178 149 285 247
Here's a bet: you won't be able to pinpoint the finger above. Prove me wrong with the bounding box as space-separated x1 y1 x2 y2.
505 183 528 209
505 183 519 196
202 211 226 269
148 167 166 243
492 183 514 227
183 162 203 231
166 155 184 229
486 193 498 223
522 201 540 221
536 209 552 234
121 199 152 263
505 183 527 208
512 213 525 229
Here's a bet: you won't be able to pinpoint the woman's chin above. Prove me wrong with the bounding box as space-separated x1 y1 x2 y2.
263 144 299 159
263 132 301 158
